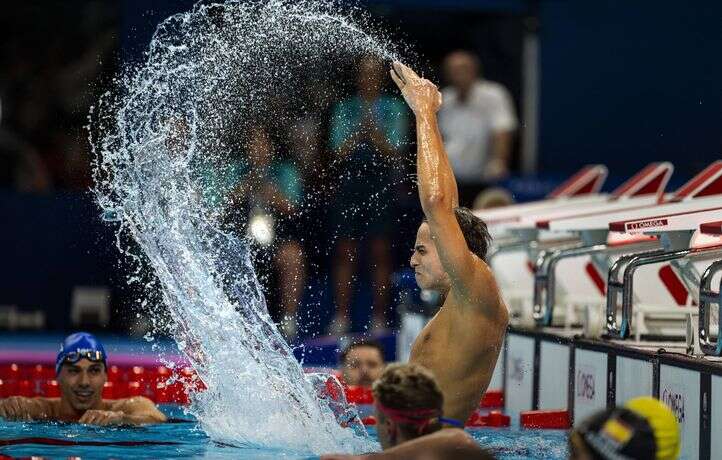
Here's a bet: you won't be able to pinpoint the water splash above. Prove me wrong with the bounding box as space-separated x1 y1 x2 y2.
90 0 403 454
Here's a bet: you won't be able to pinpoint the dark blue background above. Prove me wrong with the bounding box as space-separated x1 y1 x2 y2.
2 0 720 330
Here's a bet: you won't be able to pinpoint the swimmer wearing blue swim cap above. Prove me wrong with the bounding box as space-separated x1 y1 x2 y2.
0 332 167 425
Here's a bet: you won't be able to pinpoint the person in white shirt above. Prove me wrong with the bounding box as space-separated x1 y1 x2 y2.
438 50 518 208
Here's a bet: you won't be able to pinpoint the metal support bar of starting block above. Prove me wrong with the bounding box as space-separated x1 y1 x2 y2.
608 246 722 340
533 240 660 327
533 243 606 326
487 236 580 265
698 259 722 356
606 249 672 338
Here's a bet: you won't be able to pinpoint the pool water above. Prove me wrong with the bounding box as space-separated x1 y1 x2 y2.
0 406 569 459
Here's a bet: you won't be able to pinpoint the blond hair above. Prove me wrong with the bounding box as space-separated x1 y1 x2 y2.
372 363 444 437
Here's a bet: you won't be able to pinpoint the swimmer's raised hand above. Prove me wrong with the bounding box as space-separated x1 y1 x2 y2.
390 61 442 116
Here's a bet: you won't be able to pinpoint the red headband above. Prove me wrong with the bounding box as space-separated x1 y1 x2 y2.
375 401 442 435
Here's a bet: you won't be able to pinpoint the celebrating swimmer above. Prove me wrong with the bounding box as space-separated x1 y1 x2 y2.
390 61 508 425
0 332 167 425
321 363 493 460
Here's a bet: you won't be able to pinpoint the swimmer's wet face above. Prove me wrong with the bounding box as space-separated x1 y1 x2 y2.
58 359 107 411
342 345 385 388
410 222 451 292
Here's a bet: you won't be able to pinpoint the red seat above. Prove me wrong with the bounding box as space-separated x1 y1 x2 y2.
128 366 146 382
103 381 117 399
0 364 22 381
155 380 189 405
43 380 61 398
107 365 124 383
17 380 33 397
345 386 374 405
154 366 172 385
179 367 206 392
31 364 55 381
126 381 144 397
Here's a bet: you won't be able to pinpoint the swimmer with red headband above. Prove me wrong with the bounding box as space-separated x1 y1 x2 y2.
322 363 493 460
0 332 166 425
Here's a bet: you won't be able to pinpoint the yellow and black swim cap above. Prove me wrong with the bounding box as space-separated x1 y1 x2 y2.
574 396 680 460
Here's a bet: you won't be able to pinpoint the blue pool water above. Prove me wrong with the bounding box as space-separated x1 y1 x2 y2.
0 406 569 459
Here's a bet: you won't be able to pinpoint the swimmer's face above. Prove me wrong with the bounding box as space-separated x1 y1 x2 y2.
410 223 451 291
58 359 107 411
342 346 385 388
444 51 478 93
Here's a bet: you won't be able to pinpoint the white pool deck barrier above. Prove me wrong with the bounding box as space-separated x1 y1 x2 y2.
484 161 722 460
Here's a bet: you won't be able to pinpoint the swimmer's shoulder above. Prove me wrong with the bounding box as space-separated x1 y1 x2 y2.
459 256 507 316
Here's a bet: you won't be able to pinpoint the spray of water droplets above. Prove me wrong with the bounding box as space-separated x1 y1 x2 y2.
90 0 407 454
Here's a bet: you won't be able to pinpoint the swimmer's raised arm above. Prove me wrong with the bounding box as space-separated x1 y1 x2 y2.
392 62 500 308
75 397 167 426
320 429 493 460
390 62 458 209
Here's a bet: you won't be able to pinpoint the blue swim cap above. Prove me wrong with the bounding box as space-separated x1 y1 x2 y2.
55 332 108 375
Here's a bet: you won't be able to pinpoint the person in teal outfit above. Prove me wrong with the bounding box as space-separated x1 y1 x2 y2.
328 55 409 334
226 126 306 340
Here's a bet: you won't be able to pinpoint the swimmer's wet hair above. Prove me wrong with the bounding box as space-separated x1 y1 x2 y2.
372 363 443 438
340 340 385 366
423 207 492 261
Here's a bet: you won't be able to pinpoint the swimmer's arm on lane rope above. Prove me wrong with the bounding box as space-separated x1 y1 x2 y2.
0 396 53 421
320 429 492 460
105 396 168 425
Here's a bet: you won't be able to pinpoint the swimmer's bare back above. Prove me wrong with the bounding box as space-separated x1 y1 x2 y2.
390 62 508 424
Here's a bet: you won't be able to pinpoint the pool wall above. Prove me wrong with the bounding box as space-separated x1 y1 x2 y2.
496 326 722 460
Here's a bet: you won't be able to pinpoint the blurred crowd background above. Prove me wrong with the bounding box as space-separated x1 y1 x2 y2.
1 0 721 341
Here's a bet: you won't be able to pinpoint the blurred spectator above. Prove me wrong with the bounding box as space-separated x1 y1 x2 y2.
339 339 385 388
0 130 51 192
230 127 306 340
328 55 408 335
0 2 118 193
439 50 517 207
472 186 514 210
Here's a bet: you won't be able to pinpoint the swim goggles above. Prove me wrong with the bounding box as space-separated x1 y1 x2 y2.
61 350 106 365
